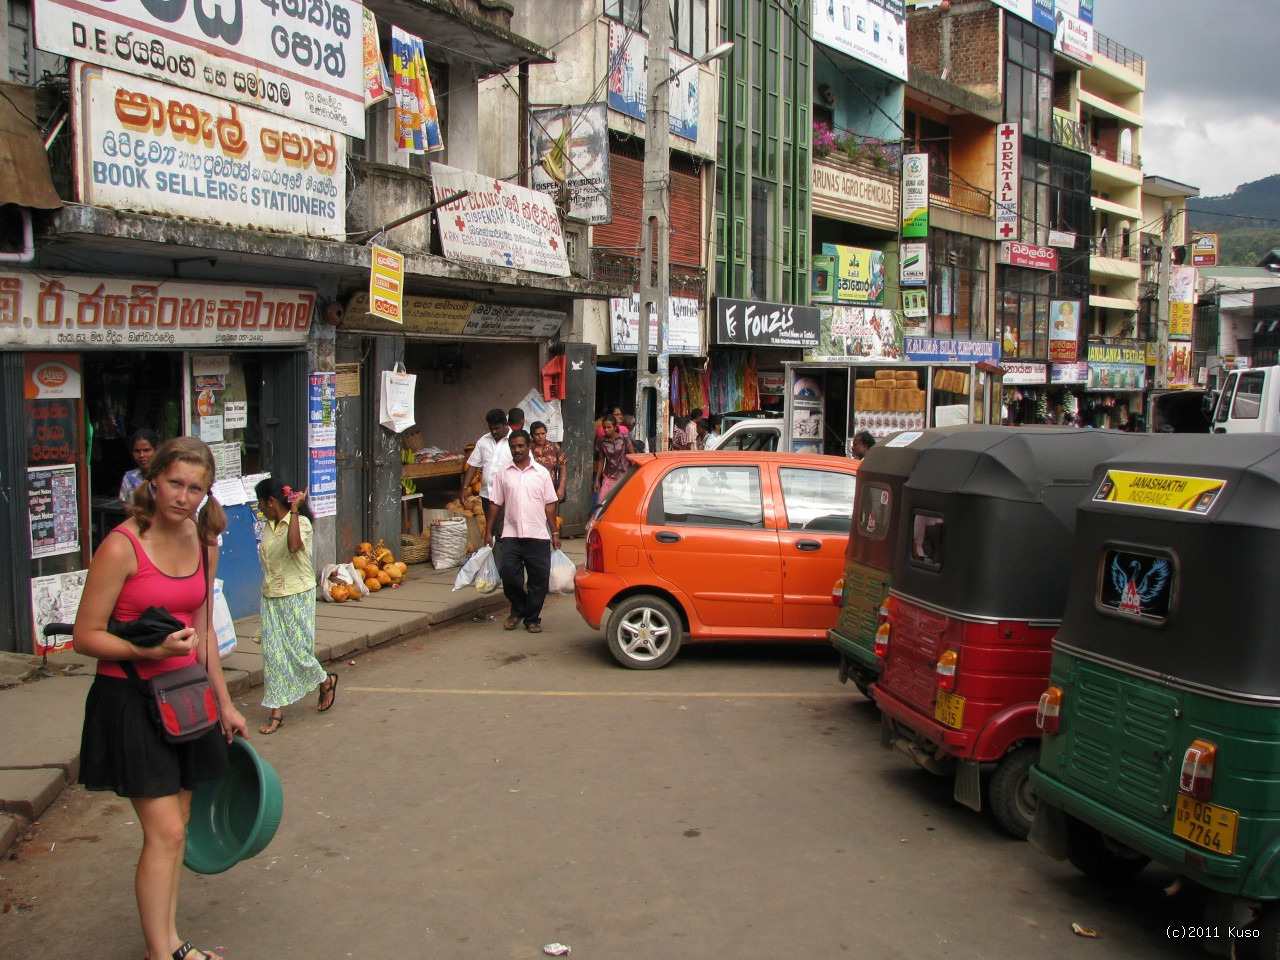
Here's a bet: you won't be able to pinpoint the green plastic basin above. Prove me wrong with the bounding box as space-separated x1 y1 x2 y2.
184 737 283 875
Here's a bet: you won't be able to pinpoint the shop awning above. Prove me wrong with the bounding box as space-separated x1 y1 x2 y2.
0 82 61 209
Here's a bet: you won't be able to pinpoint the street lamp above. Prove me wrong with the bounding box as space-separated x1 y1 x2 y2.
635 34 734 451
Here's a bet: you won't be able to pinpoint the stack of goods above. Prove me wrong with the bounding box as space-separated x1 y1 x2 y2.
352 540 407 594
444 495 486 553
853 369 927 437
932 369 972 395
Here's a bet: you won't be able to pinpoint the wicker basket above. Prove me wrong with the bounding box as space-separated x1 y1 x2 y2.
401 533 431 565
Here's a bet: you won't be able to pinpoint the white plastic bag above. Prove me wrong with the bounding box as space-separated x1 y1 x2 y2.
548 548 576 595
379 362 417 433
319 562 369 602
474 547 501 594
212 579 237 659
453 545 495 591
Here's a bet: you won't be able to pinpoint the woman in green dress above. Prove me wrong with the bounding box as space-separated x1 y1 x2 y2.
254 477 337 734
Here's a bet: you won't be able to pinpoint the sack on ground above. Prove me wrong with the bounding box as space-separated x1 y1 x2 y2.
549 548 577 594
453 544 493 591
432 517 469 570
213 579 237 658
319 562 370 601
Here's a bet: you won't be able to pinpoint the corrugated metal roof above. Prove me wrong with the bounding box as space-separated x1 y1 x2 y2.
0 83 61 209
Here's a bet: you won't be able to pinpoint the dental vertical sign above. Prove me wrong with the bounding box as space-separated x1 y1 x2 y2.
995 122 1020 241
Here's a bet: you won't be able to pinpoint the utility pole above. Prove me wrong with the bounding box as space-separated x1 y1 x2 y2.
1156 200 1172 389
636 5 672 452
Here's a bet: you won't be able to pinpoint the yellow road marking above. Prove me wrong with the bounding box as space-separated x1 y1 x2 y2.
345 686 852 699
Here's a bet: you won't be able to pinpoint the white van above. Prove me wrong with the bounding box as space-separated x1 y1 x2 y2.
705 418 782 451
1210 366 1280 434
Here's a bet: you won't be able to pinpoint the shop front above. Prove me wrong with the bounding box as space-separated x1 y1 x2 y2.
1082 339 1147 429
0 270 312 653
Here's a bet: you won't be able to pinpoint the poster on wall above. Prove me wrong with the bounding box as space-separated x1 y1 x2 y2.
1169 266 1196 338
810 306 903 361
74 65 346 238
31 570 88 653
609 294 702 355
25 355 80 467
29 464 80 559
822 244 886 305
308 447 338 518
1048 299 1081 362
308 372 337 447
529 103 613 225
606 23 702 141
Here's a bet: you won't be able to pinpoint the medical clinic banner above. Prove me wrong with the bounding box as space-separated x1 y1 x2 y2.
74 64 345 238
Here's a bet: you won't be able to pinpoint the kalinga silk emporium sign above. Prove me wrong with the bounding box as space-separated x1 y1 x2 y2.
0 273 314 348
35 0 365 136
75 65 345 238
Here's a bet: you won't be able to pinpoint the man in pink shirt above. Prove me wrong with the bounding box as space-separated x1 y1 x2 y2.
486 430 561 633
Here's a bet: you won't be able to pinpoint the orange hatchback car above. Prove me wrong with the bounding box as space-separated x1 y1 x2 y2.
575 451 859 669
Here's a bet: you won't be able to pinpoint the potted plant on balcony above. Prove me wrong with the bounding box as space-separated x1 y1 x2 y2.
812 123 899 172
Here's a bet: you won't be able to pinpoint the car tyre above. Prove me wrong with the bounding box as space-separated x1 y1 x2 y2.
606 595 683 670
1063 817 1150 881
1236 901 1280 960
989 745 1038 840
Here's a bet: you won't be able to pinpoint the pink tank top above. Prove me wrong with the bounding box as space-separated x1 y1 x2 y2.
98 526 207 681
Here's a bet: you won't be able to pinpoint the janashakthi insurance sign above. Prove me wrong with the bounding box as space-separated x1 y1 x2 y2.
35 0 365 136
74 64 345 238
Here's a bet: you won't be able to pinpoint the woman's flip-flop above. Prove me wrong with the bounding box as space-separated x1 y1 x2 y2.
258 713 284 735
317 673 339 712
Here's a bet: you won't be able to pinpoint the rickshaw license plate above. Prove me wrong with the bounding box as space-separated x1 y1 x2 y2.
934 690 965 729
1173 794 1238 856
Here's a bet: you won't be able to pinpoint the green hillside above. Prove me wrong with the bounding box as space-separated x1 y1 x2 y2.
1186 174 1280 265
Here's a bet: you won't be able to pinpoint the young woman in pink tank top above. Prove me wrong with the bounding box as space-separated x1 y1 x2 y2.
74 437 248 960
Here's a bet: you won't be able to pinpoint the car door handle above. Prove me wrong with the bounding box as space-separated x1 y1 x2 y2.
795 540 821 551
655 531 681 543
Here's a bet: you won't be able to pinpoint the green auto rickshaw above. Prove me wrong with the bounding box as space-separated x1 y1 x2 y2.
1030 434 1280 958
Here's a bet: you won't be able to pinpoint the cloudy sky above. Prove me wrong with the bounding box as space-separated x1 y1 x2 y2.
1093 0 1278 198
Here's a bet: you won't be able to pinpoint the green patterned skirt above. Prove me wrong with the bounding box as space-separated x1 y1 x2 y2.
260 590 327 709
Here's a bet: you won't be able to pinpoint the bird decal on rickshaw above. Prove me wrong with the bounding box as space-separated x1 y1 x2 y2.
1110 555 1170 617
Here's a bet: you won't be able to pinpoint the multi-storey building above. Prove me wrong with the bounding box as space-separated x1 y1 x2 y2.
0 0 623 652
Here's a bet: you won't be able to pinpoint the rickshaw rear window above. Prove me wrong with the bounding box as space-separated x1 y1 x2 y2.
857 483 891 541
1097 547 1176 623
909 512 943 569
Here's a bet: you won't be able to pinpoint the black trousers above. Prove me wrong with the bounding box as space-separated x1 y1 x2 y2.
498 537 551 626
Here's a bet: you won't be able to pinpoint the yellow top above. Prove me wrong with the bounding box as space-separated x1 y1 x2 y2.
258 513 316 598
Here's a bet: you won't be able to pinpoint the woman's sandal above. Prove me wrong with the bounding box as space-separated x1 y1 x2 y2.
317 672 339 713
172 942 218 960
258 713 284 735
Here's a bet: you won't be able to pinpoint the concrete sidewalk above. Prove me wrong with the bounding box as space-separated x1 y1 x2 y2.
0 538 586 855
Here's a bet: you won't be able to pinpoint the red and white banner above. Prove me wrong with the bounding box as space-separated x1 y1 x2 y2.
995 122 1020 241
999 241 1058 271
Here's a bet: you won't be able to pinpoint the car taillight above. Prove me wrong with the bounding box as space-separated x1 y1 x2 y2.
1036 686 1062 734
585 529 604 572
935 649 958 692
831 577 845 607
1179 739 1218 801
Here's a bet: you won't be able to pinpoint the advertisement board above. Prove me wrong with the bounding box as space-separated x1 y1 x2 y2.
74 65 345 238
36 0 365 136
995 122 1020 241
822 244 886 306
810 0 908 81
716 298 820 348
430 163 570 278
529 103 612 225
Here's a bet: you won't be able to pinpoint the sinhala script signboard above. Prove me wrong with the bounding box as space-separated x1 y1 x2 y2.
36 0 365 136
75 65 345 237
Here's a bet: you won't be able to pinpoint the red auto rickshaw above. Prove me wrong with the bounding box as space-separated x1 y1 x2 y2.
872 426 1144 838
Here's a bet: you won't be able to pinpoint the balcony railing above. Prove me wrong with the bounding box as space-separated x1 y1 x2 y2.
1091 143 1142 170
1089 236 1138 261
589 250 707 301
930 174 993 218
1093 31 1145 75
1052 114 1091 155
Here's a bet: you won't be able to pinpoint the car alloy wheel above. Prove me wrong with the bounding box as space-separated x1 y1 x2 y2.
606 595 684 669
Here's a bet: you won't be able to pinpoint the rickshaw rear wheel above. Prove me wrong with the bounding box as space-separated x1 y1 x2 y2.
989 745 1038 839
851 669 876 700
1235 901 1280 960
1063 817 1150 881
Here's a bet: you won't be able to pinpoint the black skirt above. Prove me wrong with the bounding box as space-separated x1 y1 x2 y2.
78 674 229 798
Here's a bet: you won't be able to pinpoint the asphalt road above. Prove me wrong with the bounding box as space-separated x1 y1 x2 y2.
2 592 1214 959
